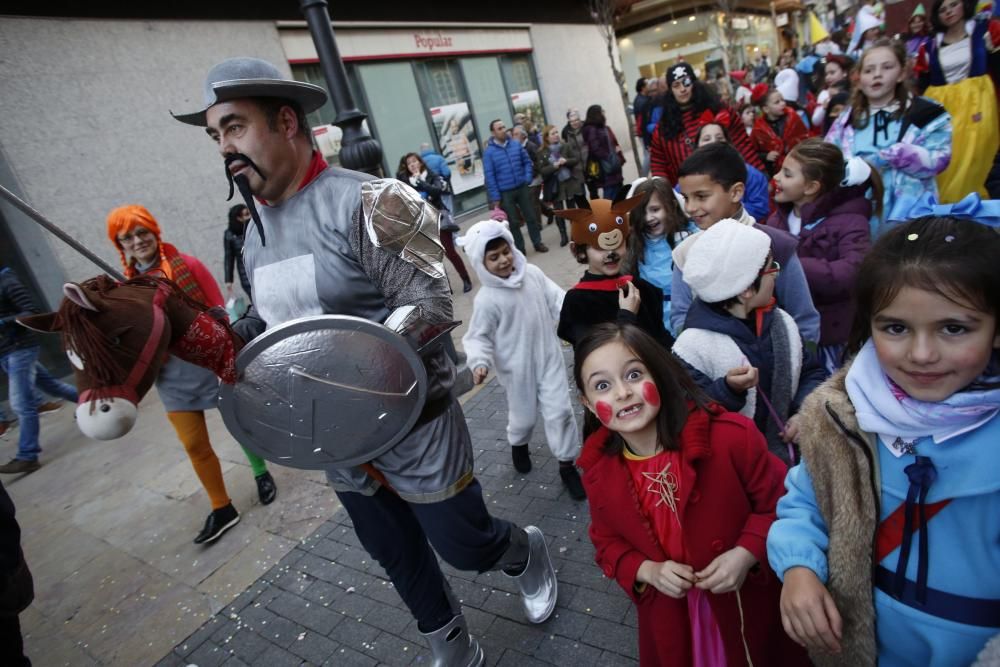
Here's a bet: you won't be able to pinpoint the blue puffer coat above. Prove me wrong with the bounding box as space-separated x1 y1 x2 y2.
483 137 532 201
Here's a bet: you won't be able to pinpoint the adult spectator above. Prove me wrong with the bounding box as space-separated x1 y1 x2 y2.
752 54 771 82
581 104 626 200
648 62 763 185
419 143 454 213
513 125 550 227
561 109 591 207
564 109 599 199
107 205 278 541
0 267 45 475
181 58 558 662
918 0 1000 202
224 204 252 299
483 119 549 253
633 77 654 176
536 123 584 246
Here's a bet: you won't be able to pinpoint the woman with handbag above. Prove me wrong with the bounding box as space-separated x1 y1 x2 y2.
582 105 625 200
398 153 473 293
536 124 583 246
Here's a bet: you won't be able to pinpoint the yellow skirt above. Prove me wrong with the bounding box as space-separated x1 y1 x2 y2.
924 75 999 203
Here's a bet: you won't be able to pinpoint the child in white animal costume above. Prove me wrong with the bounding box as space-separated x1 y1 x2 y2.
458 220 585 499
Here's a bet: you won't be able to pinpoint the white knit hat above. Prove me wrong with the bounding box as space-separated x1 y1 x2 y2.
774 68 799 104
682 220 772 302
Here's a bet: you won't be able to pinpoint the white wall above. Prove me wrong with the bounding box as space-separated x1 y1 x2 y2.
529 23 639 185
0 18 289 296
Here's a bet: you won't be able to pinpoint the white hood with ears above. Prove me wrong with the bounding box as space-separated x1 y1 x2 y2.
456 219 527 288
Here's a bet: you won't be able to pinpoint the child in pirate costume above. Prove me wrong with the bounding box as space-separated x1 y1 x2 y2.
458 220 585 499
556 197 675 351
672 220 827 465
174 57 557 665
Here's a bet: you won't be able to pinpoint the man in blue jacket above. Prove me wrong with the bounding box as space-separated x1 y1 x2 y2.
483 119 548 254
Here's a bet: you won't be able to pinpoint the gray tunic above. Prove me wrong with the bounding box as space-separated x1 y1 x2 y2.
134 259 220 413
241 167 468 502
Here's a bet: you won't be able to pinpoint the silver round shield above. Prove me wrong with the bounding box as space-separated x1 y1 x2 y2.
219 315 427 470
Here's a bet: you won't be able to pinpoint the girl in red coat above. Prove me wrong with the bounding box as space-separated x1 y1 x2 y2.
574 322 808 667
751 86 810 176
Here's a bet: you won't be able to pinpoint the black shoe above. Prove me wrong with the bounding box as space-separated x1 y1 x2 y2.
512 445 532 473
0 458 40 475
534 244 550 253
194 503 240 544
255 471 277 505
559 231 569 247
462 279 473 293
559 463 587 500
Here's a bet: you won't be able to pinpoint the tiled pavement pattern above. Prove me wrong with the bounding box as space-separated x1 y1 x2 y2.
162 349 641 667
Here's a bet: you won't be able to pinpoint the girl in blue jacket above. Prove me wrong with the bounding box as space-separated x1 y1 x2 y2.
767 215 1000 666
623 177 693 336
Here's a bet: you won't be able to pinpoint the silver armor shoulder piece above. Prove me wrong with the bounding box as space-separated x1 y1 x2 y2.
361 179 446 279
384 305 460 354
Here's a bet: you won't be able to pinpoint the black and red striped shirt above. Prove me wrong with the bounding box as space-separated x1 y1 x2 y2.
649 106 764 184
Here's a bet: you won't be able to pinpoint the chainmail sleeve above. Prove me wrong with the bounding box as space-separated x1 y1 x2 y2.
349 183 458 399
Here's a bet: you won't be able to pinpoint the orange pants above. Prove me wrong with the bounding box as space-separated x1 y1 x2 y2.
166 410 230 510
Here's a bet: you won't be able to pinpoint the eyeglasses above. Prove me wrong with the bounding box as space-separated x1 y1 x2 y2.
760 259 781 276
116 228 155 246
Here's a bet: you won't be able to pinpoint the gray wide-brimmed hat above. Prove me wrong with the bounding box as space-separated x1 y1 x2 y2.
171 57 328 127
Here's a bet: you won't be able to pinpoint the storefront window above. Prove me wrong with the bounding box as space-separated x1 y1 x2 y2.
413 60 485 213
500 55 546 129
357 61 434 177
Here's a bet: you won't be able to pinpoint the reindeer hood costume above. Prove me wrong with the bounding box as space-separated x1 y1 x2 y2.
554 197 676 349
171 57 558 665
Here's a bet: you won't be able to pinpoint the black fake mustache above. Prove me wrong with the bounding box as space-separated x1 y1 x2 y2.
603 252 621 264
224 153 268 246
224 153 266 201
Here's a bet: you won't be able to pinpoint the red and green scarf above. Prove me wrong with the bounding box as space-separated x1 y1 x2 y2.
126 242 210 307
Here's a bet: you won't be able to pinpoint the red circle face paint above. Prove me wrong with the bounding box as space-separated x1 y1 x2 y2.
595 400 614 425
642 381 661 408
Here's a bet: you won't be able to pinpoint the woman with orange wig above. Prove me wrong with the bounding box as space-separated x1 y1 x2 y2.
106 204 277 544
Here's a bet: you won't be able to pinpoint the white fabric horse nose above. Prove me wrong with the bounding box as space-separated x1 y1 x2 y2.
76 398 138 440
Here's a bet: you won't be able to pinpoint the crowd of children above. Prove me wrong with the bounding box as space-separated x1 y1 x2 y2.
452 20 1000 662
429 4 1000 660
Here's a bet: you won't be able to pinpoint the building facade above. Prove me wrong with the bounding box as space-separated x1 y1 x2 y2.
0 12 632 325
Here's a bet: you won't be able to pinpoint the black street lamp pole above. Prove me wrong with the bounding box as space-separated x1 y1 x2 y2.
299 0 383 175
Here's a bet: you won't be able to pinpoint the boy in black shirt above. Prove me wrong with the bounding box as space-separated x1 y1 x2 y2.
556 197 674 350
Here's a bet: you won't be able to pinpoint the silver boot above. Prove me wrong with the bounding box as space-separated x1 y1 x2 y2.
505 525 558 623
421 613 485 667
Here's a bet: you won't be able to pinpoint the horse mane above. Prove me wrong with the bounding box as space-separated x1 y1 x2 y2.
55 274 215 395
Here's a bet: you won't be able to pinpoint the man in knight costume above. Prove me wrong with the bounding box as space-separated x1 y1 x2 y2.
173 57 557 665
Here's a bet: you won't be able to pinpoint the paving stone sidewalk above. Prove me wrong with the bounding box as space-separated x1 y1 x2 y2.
161 349 640 667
